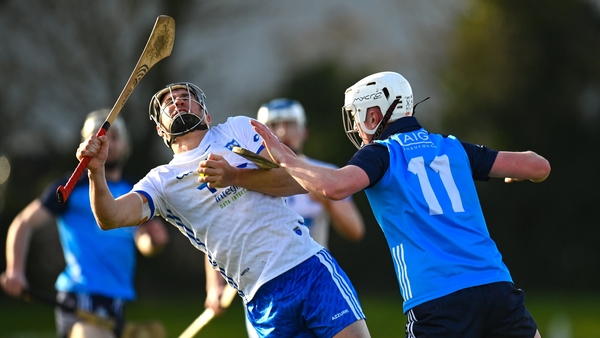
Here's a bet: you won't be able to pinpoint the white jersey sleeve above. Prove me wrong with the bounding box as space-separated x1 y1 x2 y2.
133 116 323 302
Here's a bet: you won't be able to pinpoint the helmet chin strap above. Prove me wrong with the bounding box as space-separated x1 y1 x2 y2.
167 122 208 148
413 97 430 116
163 114 209 148
371 98 401 143
369 96 431 144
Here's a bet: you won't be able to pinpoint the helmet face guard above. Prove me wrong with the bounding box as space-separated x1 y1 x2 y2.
341 103 365 150
149 82 209 147
342 72 414 149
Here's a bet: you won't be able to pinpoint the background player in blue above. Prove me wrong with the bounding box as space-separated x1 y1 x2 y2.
245 72 550 338
76 82 371 338
1 109 169 338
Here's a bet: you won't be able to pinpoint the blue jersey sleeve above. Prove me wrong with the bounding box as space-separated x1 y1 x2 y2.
460 142 498 181
347 143 389 189
39 177 70 215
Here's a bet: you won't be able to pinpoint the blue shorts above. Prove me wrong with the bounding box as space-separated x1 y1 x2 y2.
405 282 537 338
246 249 366 338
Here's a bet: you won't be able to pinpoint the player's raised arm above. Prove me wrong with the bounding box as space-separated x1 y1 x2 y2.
78 134 144 229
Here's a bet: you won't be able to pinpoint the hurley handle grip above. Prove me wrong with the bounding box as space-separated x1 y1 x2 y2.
56 122 109 204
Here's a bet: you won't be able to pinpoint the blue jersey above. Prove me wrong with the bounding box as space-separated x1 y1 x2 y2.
40 174 137 300
349 117 511 313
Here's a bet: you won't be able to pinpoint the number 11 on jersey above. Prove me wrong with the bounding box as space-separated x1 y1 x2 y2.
408 155 464 215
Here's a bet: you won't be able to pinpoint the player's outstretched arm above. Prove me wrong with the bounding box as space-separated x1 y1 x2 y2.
250 119 369 200
1 199 53 297
199 152 307 197
489 151 551 183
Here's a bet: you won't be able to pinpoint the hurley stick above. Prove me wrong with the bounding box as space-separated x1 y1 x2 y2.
22 288 116 331
56 15 175 203
178 285 239 338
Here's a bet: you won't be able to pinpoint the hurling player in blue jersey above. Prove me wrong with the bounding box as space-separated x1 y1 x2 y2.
246 72 550 338
1 109 169 338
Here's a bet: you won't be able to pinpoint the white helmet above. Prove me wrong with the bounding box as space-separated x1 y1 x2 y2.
257 98 306 128
342 71 413 149
148 82 209 148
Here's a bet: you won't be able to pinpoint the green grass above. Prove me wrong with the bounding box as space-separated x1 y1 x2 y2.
525 291 600 338
2 292 600 337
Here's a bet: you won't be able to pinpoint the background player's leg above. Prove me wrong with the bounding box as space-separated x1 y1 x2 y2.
70 322 115 338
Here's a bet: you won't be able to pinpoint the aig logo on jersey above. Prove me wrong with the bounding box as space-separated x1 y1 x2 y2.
398 130 435 150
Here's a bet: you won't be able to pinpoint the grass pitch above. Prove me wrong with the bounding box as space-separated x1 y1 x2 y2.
2 292 599 337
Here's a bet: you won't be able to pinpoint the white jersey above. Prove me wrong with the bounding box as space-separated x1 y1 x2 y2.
133 116 323 302
284 156 337 248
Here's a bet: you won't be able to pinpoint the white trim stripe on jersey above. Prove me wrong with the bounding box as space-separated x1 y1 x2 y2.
316 250 364 319
136 193 152 222
135 191 155 217
393 244 413 300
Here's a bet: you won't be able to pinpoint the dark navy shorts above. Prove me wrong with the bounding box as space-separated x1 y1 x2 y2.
405 282 537 338
246 249 366 338
55 291 126 338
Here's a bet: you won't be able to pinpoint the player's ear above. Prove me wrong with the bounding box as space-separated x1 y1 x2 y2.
156 125 163 136
366 108 379 128
375 107 386 125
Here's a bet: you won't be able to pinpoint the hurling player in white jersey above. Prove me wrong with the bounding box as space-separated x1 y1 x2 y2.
76 82 371 338
216 98 363 338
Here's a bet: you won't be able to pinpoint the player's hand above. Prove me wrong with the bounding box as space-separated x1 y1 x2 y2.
204 285 227 316
0 271 27 297
198 153 236 188
249 119 296 166
76 135 108 171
